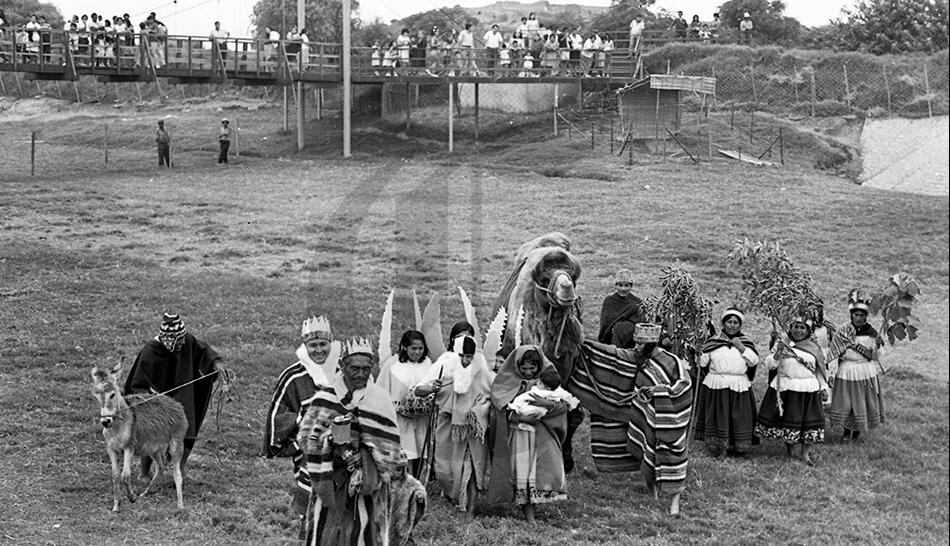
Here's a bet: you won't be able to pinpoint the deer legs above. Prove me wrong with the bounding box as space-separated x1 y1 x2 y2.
108 449 137 512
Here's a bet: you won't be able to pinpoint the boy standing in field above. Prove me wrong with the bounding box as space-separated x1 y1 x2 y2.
218 118 231 164
156 120 170 167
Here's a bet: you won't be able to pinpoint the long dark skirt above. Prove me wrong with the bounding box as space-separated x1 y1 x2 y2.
756 388 825 445
694 385 759 454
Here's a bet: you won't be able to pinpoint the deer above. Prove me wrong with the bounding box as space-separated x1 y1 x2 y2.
90 361 188 512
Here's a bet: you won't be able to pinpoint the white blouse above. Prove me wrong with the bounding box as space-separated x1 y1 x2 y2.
765 345 821 393
699 345 759 393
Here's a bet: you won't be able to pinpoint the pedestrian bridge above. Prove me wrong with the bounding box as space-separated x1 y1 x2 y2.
0 29 643 87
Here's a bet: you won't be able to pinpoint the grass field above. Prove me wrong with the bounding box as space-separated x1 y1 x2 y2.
0 102 948 545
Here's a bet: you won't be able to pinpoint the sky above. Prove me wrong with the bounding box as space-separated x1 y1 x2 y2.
50 0 856 37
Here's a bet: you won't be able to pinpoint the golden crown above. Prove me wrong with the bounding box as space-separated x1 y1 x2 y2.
634 323 662 343
342 337 374 359
301 315 332 340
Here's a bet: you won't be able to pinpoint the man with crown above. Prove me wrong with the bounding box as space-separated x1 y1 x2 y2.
125 313 224 478
298 337 425 545
826 291 886 441
263 315 341 519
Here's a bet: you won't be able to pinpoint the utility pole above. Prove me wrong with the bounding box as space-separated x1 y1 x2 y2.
342 0 352 157
296 0 305 150
282 0 288 132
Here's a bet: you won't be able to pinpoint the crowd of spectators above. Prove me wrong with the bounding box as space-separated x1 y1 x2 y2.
368 12 621 78
0 11 170 68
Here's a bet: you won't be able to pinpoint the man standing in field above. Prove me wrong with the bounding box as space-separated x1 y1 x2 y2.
156 119 170 167
628 14 645 56
210 21 229 60
218 118 231 164
739 12 754 45
124 313 224 476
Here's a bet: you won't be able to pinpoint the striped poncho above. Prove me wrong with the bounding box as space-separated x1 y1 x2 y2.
299 378 405 545
569 340 693 493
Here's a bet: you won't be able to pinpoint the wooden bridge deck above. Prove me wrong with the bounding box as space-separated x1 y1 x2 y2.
0 30 643 87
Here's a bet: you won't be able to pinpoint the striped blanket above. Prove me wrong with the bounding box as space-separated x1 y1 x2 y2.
569 340 693 492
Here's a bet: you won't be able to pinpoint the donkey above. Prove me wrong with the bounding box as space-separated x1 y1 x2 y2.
90 362 188 512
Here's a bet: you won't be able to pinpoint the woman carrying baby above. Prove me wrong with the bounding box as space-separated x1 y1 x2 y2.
486 345 577 523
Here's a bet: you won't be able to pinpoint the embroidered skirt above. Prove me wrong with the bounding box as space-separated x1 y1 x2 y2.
756 388 825 445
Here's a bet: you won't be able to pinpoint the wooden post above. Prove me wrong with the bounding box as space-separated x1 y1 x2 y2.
666 59 670 74
628 133 633 166
749 108 754 144
883 64 892 115
283 87 289 132
707 100 713 160
474 83 479 146
750 64 757 105
235 118 241 158
730 102 735 130
792 62 799 104
0 74 5 95
654 89 661 154
342 0 352 157
73 80 81 103
810 70 816 117
405 82 411 130
15 72 24 97
591 121 595 149
924 63 933 118
610 120 614 153
448 82 454 152
843 64 851 111
317 89 323 120
779 127 784 165
31 131 36 176
103 124 109 164
553 83 559 135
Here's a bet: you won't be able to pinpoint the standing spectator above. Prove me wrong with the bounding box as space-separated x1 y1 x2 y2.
541 33 558 76
526 12 540 45
628 14 645 55
285 26 300 66
739 12 754 45
669 11 688 40
710 12 721 43
568 27 583 74
210 21 229 60
602 33 615 73
410 28 426 71
483 24 503 74
517 17 529 48
499 42 511 74
425 27 441 75
699 24 712 44
395 28 411 74
580 33 596 76
371 40 382 75
689 15 702 40
299 28 310 67
218 118 231 164
156 120 171 168
457 22 475 75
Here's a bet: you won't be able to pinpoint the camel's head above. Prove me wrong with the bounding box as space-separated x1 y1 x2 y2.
531 248 582 309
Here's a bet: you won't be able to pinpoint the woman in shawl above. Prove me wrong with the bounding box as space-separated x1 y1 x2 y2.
487 345 570 523
413 334 493 513
756 316 826 465
375 330 433 477
693 307 760 458
826 293 885 440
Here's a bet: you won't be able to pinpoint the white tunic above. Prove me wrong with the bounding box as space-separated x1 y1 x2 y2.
376 355 432 460
699 345 759 392
765 346 820 393
836 335 881 381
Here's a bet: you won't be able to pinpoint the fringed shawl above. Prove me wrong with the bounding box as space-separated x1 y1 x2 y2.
701 331 759 381
425 351 494 443
827 322 879 362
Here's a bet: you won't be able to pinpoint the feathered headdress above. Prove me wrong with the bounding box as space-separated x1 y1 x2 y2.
848 289 870 312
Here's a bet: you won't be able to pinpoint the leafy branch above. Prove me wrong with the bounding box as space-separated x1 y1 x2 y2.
644 266 714 358
866 273 922 346
724 239 822 331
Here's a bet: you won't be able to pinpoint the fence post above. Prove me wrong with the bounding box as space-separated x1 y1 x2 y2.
707 100 713 160
103 124 109 164
882 64 892 115
749 109 754 144
730 102 735 130
235 118 241 158
610 120 614 153
792 62 799 104
810 69 816 117
842 64 851 111
923 63 933 118
779 127 784 165
31 131 36 176
553 83 559 136
591 121 595 149
750 63 757 105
